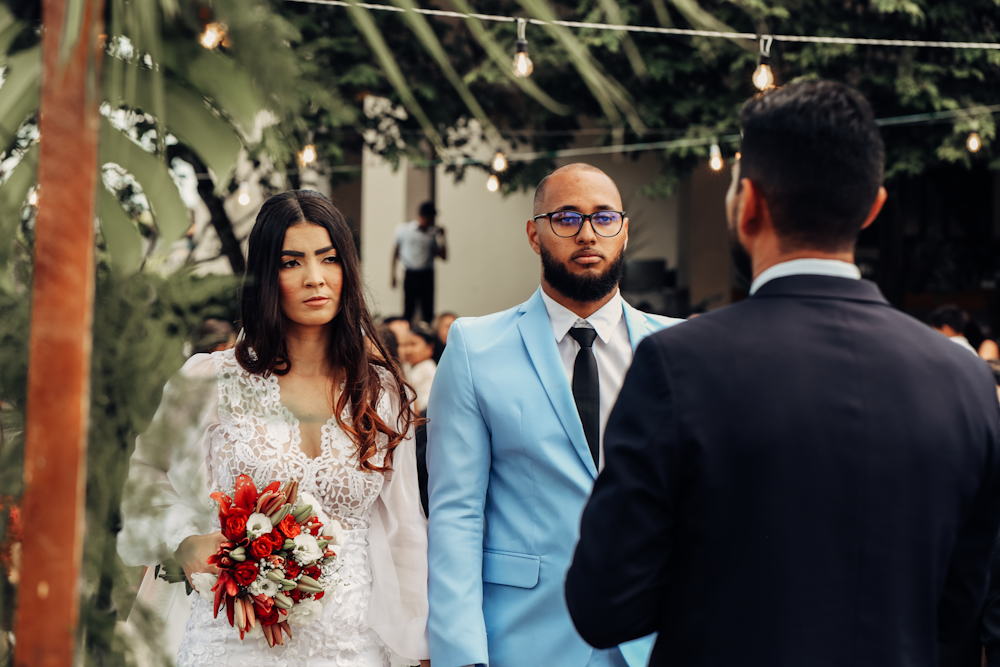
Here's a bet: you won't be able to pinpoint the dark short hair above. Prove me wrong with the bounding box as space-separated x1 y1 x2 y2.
418 201 437 218
739 80 884 252
929 305 967 333
408 322 439 347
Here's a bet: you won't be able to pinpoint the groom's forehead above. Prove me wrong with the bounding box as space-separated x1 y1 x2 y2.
533 165 622 215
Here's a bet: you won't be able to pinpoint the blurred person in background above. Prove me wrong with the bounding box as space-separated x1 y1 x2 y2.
930 305 979 356
391 201 447 324
400 322 439 414
190 318 236 356
384 316 411 371
435 312 458 346
377 324 401 366
964 317 999 361
399 322 439 518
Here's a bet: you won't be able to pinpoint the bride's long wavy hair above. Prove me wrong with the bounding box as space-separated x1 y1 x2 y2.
235 190 414 473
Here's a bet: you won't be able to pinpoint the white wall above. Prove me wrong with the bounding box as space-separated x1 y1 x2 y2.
360 147 408 319
360 147 682 320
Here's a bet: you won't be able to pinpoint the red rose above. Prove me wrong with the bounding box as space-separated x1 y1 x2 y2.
288 588 303 602
305 565 321 580
313 590 324 601
266 530 285 550
233 561 259 586
276 515 301 540
284 560 302 580
249 536 274 560
258 605 280 626
222 510 249 541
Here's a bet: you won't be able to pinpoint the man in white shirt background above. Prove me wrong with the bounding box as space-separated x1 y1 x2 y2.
392 201 447 323
426 163 681 667
929 304 979 355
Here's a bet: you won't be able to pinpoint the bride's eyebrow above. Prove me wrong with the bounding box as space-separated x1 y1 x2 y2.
280 245 335 257
314 245 335 255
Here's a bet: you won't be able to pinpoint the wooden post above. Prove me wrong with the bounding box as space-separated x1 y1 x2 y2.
14 0 104 664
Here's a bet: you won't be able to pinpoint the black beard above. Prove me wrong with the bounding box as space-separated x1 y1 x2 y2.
728 224 753 284
541 244 625 303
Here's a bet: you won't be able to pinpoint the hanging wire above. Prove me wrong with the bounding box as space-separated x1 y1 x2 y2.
284 0 1000 50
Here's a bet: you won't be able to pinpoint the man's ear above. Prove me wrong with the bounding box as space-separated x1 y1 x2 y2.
526 218 541 256
737 178 762 239
860 186 888 230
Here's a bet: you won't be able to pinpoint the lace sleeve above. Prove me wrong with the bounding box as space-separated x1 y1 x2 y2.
367 369 430 663
116 353 221 566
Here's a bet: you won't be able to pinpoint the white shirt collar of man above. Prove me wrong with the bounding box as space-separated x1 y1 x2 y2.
749 258 862 296
540 288 624 345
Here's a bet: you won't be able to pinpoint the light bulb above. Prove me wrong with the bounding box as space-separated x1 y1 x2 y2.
735 151 742 161
492 151 508 172
752 63 774 91
967 132 982 153
28 188 38 207
513 44 533 78
237 184 250 206
299 144 317 166
487 174 500 192
709 143 723 171
200 23 226 50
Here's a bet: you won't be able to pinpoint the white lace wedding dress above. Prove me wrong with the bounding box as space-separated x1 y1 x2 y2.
117 348 429 667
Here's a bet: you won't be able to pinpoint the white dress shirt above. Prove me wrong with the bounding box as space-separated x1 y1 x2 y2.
540 289 632 470
749 258 861 295
948 335 980 356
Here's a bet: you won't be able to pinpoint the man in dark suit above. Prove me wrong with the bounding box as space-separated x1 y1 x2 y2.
565 80 1000 667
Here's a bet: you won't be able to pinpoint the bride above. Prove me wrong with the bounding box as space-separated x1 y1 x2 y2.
117 190 429 667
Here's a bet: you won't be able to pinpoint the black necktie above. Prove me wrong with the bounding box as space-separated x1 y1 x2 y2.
568 326 600 467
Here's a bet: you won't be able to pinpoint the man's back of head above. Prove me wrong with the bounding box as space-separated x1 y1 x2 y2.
738 80 885 253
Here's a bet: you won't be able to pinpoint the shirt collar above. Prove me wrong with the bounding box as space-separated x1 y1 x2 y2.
749 258 861 296
540 288 623 345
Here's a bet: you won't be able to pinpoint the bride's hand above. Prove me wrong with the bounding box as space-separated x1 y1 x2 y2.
175 531 227 585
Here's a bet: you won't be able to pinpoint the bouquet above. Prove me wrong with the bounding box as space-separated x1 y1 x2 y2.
190 475 340 647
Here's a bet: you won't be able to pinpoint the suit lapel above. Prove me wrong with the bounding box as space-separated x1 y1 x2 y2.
517 289 598 478
623 301 650 352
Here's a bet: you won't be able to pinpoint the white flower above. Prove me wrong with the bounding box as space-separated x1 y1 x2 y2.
291 534 323 564
245 623 263 639
287 598 324 627
249 576 279 598
245 513 273 541
190 572 217 602
297 491 331 527
325 519 345 547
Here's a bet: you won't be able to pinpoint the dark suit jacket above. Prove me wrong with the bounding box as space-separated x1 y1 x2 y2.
566 275 1000 667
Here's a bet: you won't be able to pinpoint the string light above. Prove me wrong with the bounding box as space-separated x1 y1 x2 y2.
200 23 227 50
512 18 534 78
709 141 723 171
237 183 251 206
486 174 500 192
753 36 775 91
492 151 508 172
967 131 982 153
299 144 317 166
28 187 38 207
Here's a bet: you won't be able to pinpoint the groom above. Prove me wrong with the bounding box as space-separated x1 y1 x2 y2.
426 163 682 667
566 81 1000 666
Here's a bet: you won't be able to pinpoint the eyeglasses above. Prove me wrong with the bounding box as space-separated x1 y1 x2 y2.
532 210 626 238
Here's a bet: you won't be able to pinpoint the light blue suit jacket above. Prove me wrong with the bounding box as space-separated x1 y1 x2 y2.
427 288 683 667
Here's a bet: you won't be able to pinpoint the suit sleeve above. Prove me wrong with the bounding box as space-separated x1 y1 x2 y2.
426 321 492 667
565 335 678 648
